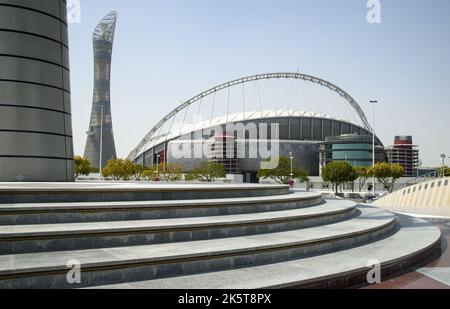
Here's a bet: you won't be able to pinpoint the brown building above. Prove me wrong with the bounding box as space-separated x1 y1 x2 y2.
385 136 420 177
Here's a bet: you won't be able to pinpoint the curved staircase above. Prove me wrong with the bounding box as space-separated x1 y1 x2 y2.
0 183 442 289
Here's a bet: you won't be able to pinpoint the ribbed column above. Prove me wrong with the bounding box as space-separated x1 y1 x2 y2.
0 0 74 181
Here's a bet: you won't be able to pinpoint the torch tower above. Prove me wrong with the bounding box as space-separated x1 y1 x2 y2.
84 12 118 169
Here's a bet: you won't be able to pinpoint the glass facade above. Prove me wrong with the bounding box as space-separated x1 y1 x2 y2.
320 135 385 168
332 143 374 167
289 118 301 140
302 118 312 140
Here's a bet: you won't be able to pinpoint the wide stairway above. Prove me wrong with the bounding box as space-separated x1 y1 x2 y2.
0 183 442 289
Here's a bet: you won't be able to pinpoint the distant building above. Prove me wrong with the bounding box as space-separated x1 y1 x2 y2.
84 12 118 169
385 136 419 177
319 134 385 172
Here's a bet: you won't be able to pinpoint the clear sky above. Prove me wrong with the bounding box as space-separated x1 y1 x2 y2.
68 0 450 167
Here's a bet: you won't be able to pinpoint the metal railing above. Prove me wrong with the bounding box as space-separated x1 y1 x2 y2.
392 170 439 192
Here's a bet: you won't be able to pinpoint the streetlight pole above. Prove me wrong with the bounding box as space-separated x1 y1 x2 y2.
98 105 104 181
289 152 294 179
369 100 378 194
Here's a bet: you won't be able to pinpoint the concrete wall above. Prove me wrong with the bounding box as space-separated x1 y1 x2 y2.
0 0 74 181
375 178 450 208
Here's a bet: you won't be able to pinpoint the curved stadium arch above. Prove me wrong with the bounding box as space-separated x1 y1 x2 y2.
129 73 383 180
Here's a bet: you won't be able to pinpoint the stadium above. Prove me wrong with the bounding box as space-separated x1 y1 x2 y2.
128 73 384 182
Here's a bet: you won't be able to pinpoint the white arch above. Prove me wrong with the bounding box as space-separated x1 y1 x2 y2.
128 72 372 160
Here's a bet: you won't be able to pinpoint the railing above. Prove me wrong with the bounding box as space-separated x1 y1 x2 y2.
392 170 439 192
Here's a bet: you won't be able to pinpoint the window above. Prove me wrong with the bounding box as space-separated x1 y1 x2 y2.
279 118 289 140
290 118 300 140
438 181 442 187
332 121 341 136
445 180 449 186
313 119 322 140
265 118 277 140
302 118 312 140
351 126 361 135
323 119 332 138
342 123 351 134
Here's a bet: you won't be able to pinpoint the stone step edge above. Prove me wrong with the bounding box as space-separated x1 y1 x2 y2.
89 217 441 290
0 184 288 194
0 204 357 240
0 192 322 213
0 216 396 278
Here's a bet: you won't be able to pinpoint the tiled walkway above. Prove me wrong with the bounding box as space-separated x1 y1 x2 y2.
365 218 450 289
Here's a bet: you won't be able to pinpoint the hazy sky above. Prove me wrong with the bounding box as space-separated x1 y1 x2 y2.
68 0 450 167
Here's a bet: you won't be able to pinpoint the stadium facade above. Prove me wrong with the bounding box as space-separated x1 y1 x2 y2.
0 0 74 181
129 73 383 182
84 12 118 169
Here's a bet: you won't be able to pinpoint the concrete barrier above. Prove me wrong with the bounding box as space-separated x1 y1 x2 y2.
375 177 450 209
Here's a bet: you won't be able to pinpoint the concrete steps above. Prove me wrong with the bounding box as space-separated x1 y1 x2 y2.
0 192 322 225
0 183 290 203
0 184 442 289
0 206 396 289
0 200 356 254
91 214 441 289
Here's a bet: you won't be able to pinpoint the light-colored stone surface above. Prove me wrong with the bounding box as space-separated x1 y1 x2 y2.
0 207 394 276
375 177 450 210
0 192 321 212
90 215 441 289
417 268 450 286
0 200 354 238
377 206 450 219
0 182 287 192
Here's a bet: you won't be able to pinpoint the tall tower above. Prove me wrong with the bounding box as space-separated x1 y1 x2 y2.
386 136 420 177
0 0 74 182
84 12 118 169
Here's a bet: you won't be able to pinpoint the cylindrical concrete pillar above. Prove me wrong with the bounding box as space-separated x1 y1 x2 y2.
0 0 74 181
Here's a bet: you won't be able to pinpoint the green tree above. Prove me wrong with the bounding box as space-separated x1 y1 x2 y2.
257 156 309 185
321 161 356 194
355 166 372 192
133 164 148 181
186 162 226 183
74 156 92 179
90 167 100 174
440 166 450 177
160 163 183 182
141 166 158 181
348 167 358 192
121 160 136 181
369 162 404 193
102 159 135 181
